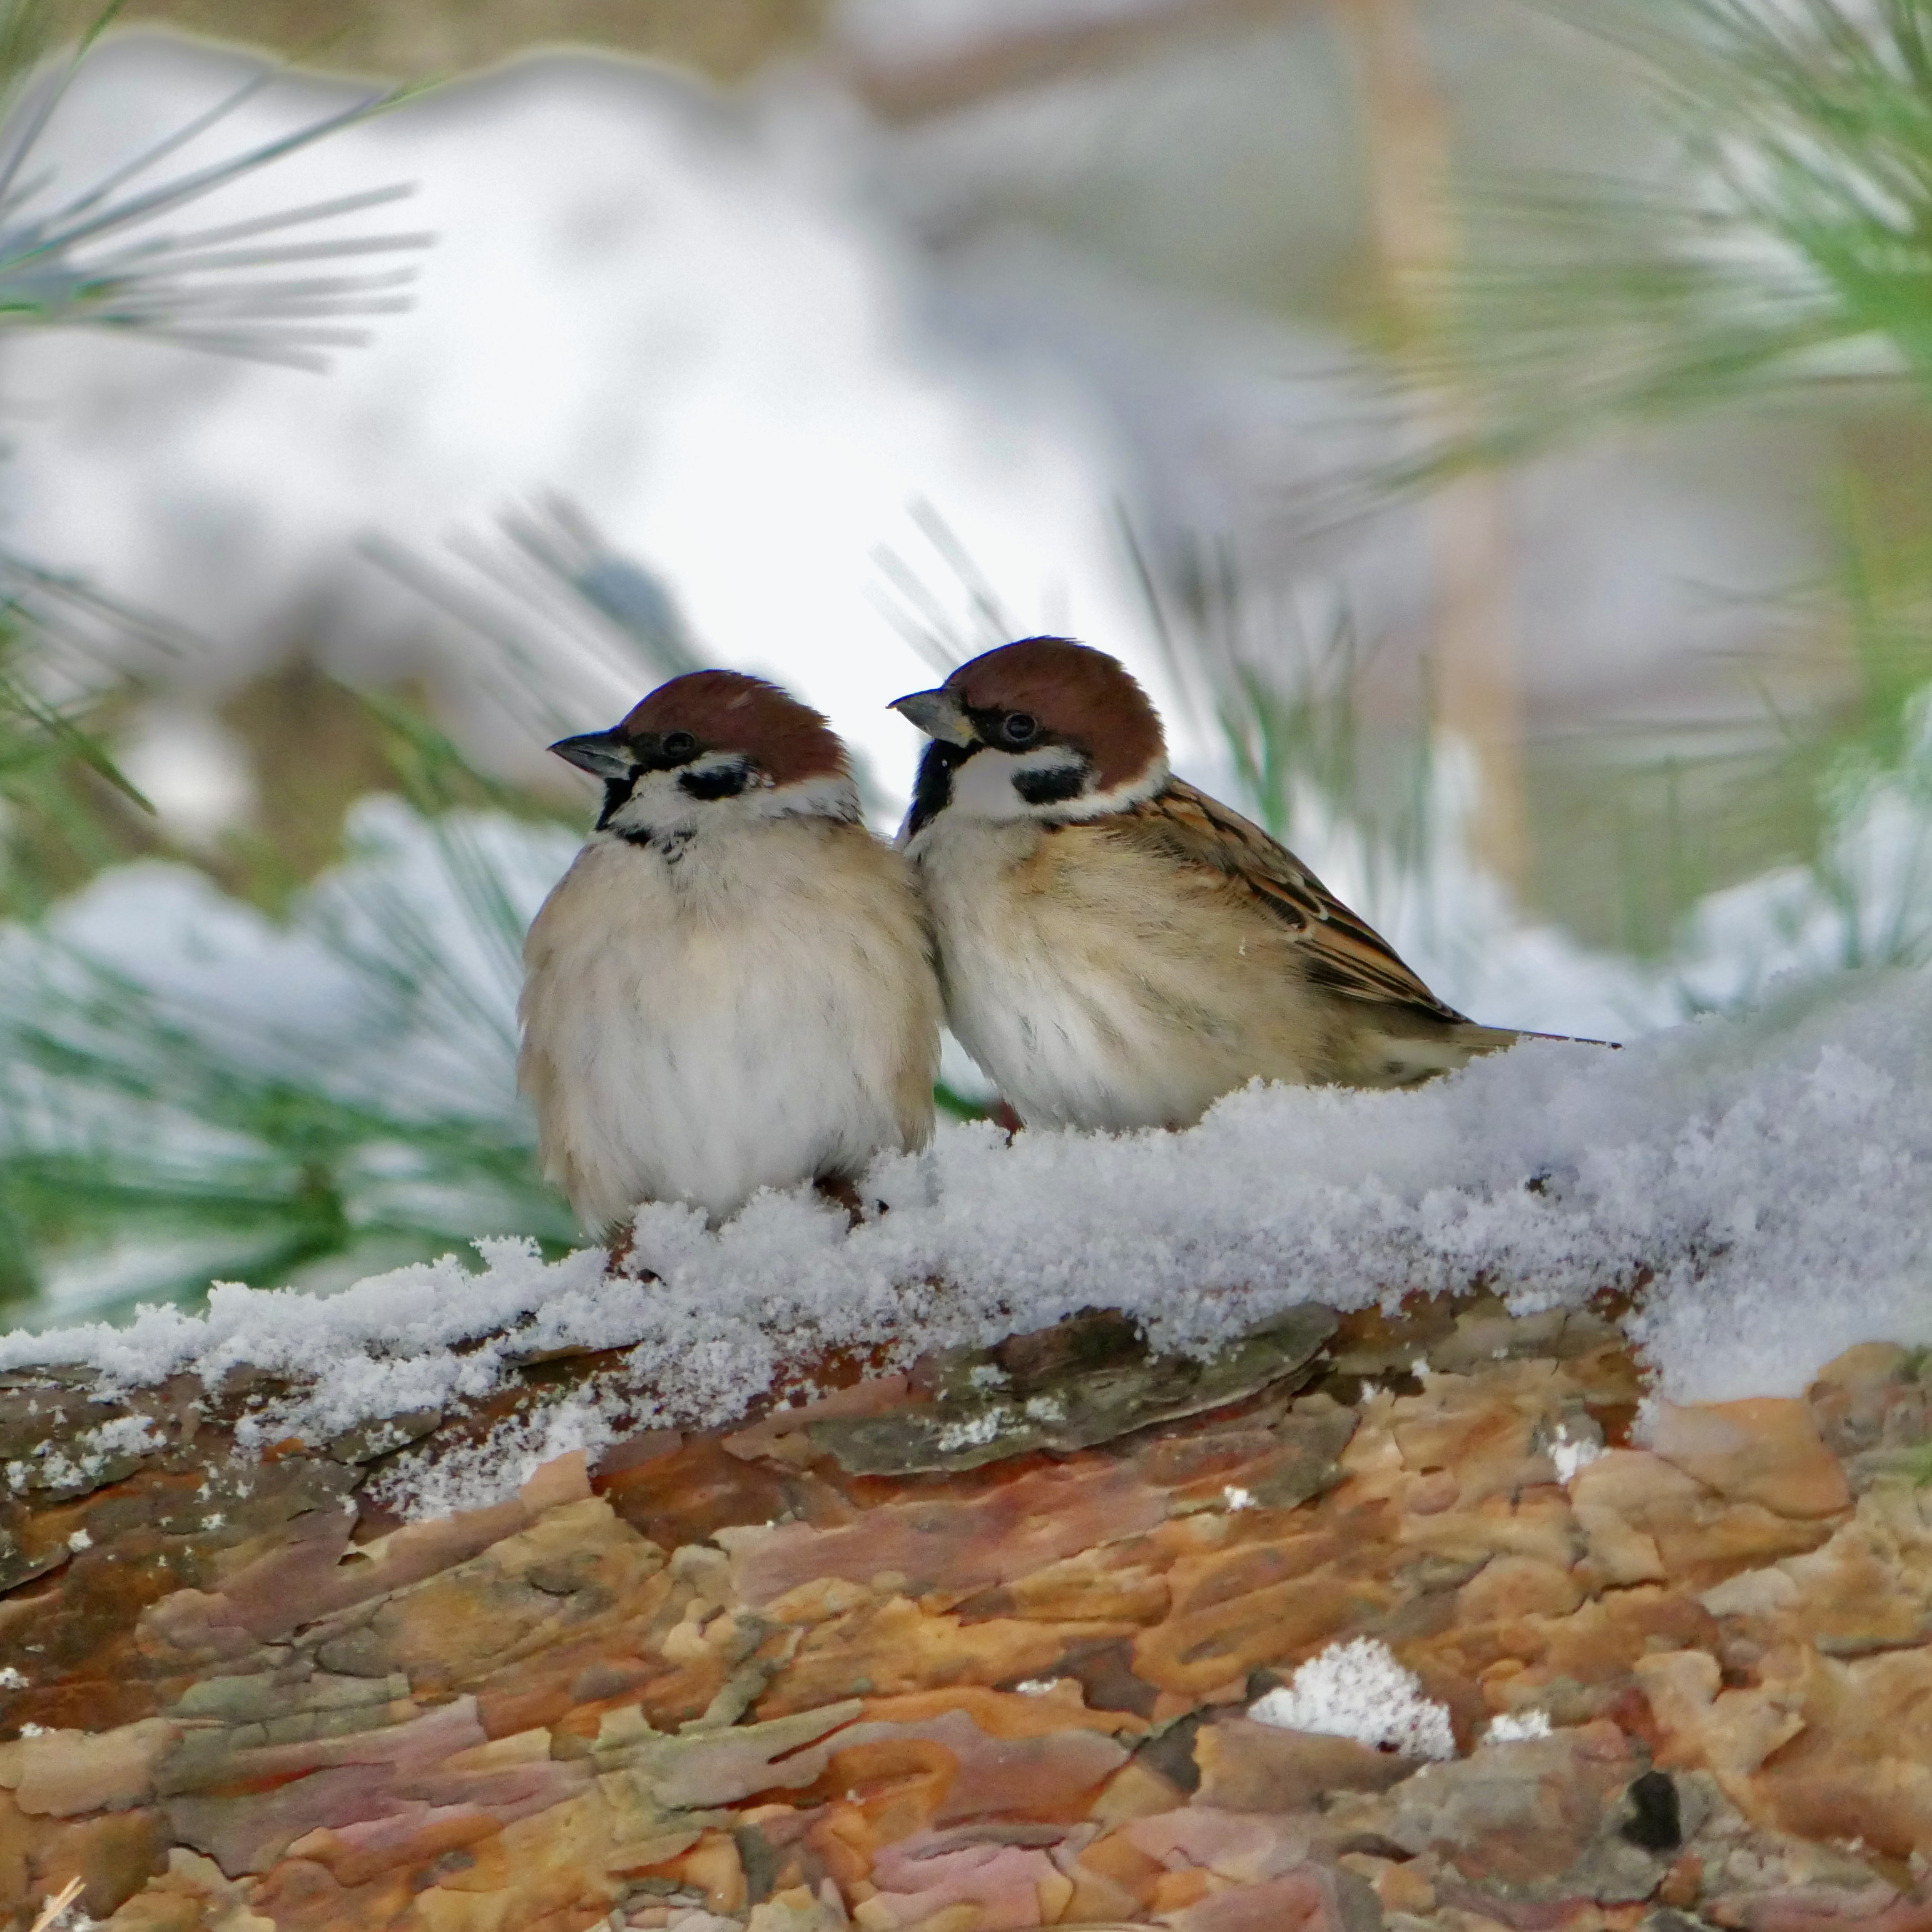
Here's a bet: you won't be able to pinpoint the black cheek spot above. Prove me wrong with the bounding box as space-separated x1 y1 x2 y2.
1620 1769 1682 1852
679 766 751 802
1013 764 1087 808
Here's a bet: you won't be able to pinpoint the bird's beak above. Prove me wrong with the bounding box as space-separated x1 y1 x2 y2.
890 687 974 746
549 728 636 779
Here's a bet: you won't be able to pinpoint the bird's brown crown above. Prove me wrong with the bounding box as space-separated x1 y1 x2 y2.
620 671 848 786
948 638 1164 791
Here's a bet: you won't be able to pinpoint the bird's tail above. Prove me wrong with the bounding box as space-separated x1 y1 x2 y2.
1366 1021 1618 1089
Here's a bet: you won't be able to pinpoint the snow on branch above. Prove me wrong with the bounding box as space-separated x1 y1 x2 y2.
3 965 1927 1470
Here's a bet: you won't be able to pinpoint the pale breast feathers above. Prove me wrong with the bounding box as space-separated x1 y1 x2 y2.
518 820 938 1228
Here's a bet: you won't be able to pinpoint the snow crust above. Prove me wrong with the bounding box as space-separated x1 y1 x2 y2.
1548 1425 1605 1485
4 1416 158 1497
4 962 1929 1497
1247 1637 1456 1761
363 1393 618 1522
1485 1709 1555 1744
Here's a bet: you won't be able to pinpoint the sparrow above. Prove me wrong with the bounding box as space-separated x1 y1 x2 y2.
891 635 1538 1132
519 669 942 1231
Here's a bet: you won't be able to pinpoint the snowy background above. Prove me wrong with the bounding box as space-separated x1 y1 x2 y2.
1 0 1928 1352
7 11 1843 865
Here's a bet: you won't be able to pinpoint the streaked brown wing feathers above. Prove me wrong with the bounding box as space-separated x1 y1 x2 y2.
1113 778 1470 1024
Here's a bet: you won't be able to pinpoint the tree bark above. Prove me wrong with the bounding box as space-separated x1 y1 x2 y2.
3 1292 1929 1930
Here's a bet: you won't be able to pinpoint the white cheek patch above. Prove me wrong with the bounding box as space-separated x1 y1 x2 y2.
605 769 691 836
947 745 1085 821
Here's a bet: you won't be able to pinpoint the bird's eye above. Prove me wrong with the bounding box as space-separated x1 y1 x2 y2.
661 730 698 760
1000 712 1037 746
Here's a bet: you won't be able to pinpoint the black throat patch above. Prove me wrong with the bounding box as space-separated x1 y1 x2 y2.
594 771 641 831
903 738 977 841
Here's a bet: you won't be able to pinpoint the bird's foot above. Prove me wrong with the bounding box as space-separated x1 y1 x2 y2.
813 1174 868 1230
602 1223 659 1282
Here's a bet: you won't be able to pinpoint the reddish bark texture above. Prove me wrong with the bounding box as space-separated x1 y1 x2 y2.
2 1295 1929 1931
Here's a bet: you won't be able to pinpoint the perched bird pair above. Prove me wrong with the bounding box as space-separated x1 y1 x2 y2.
519 638 1535 1234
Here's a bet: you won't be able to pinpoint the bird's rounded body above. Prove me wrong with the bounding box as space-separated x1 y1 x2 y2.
910 808 1311 1130
911 791 1513 1130
520 671 940 1231
893 638 1530 1132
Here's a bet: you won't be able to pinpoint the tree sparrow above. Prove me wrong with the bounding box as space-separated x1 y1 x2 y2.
520 670 941 1231
891 636 1543 1132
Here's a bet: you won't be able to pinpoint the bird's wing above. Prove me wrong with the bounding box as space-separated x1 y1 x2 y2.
1107 778 1473 1025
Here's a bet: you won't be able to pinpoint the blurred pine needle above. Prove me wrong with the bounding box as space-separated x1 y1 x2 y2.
0 0 427 365
1396 0 1932 473
1365 0 1932 972
0 0 467 1318
0 696 583 1319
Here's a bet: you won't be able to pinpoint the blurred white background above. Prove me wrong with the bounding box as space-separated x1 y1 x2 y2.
7 0 1841 905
